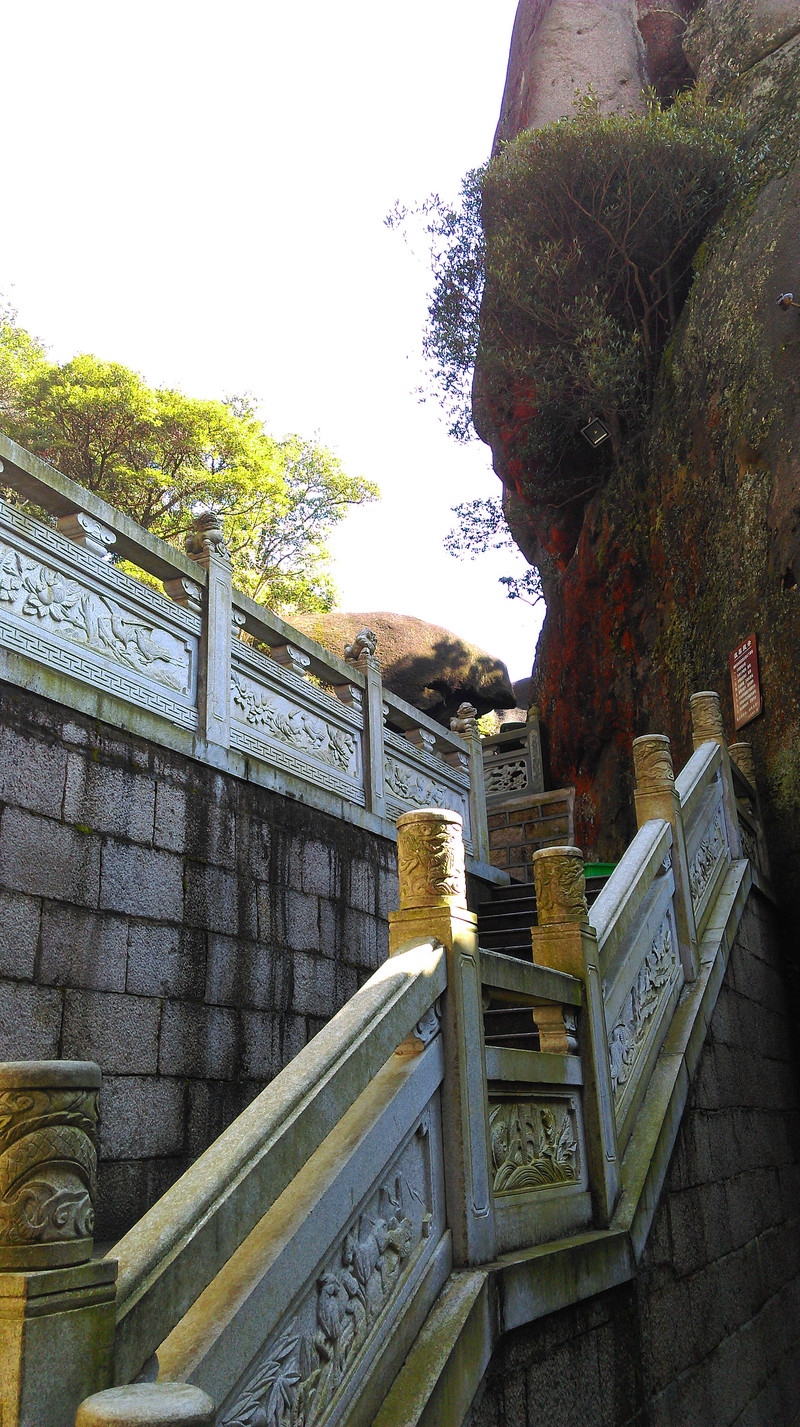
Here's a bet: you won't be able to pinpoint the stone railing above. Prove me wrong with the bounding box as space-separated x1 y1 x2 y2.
481 712 544 804
0 432 490 864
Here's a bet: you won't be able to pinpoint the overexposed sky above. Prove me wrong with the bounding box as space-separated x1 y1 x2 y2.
1 1 543 681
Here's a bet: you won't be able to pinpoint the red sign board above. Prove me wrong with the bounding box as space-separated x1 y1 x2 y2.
729 634 762 730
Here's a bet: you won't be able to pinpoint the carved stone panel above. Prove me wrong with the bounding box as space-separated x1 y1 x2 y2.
688 809 727 912
219 1117 437 1427
231 672 360 778
485 759 528 796
608 916 679 1105
0 534 196 723
488 1098 581 1195
0 1060 100 1270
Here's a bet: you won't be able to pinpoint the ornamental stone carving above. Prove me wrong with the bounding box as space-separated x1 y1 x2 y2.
184 510 231 562
488 1100 579 1195
56 512 117 560
690 690 725 749
632 734 674 792
533 846 589 926
450 702 478 736
729 741 756 787
396 808 466 909
344 628 378 669
0 1060 100 1270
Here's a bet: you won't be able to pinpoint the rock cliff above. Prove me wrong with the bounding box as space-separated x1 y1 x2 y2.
477 2 800 937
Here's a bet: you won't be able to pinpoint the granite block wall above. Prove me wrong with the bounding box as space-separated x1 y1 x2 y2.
468 892 800 1427
0 683 401 1240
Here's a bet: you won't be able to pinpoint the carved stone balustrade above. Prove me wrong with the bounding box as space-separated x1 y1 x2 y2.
0 1060 100 1271
56 512 116 560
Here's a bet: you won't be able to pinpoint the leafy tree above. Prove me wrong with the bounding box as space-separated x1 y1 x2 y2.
0 310 377 613
444 497 543 606
396 87 758 482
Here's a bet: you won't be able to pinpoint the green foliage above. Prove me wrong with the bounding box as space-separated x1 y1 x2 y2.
445 497 544 606
406 88 758 483
0 309 378 613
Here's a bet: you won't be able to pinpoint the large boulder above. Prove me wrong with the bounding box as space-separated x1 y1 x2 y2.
293 611 516 725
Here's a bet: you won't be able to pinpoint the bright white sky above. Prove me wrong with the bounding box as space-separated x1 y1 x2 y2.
1 1 544 683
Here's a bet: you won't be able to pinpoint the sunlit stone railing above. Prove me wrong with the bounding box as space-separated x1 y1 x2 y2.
0 432 489 862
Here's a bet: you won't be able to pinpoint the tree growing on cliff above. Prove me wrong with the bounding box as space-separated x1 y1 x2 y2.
444 497 544 606
0 309 378 612
401 87 756 487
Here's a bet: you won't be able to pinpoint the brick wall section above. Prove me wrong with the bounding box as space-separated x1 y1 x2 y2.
0 684 401 1240
488 790 573 882
469 892 800 1427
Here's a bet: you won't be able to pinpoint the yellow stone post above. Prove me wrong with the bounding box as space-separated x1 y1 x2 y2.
633 733 699 980
530 846 619 1225
389 809 495 1267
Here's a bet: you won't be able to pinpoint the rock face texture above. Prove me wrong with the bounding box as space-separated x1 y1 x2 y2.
479 3 800 929
293 611 516 724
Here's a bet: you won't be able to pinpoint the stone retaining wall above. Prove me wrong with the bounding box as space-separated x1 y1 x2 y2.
0 683 401 1240
468 892 800 1426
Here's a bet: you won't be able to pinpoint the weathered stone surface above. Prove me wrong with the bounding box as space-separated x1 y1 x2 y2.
63 753 156 842
0 807 101 906
0 979 62 1058
100 842 183 921
294 610 515 722
39 904 129 992
157 1001 238 1079
0 888 40 979
62 990 161 1075
126 923 206 1000
98 1076 186 1159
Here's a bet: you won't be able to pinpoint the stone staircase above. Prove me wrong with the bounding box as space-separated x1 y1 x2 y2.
476 871 611 958
0 692 781 1427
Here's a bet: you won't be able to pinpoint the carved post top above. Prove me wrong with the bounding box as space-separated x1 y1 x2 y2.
396 808 467 910
533 845 589 926
632 734 675 792
729 741 756 787
184 510 231 564
345 627 379 672
75 1383 216 1427
690 690 725 749
0 1059 101 1271
450 701 479 737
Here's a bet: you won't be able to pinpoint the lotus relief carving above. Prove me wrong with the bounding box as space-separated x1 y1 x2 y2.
0 545 188 690
231 674 358 775
489 1101 579 1194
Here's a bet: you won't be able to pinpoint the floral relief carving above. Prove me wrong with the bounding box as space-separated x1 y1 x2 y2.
485 759 528 794
608 919 677 1097
231 674 358 776
688 811 726 908
222 1173 425 1427
0 1086 99 1261
489 1101 579 1194
0 545 189 691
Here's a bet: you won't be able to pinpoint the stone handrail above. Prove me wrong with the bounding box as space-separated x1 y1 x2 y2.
591 818 674 978
111 939 447 1386
0 432 491 863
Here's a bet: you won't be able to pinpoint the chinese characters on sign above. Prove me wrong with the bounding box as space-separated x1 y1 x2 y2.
729 634 762 730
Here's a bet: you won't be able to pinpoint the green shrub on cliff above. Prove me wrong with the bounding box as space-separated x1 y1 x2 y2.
407 88 757 487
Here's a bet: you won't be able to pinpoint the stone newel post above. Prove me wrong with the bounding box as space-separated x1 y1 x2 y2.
632 734 698 980
389 809 495 1267
689 691 741 858
183 512 233 750
0 1061 117 1427
530 847 619 1224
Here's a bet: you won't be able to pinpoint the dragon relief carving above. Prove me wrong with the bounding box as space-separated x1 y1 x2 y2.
632 736 674 792
534 852 588 926
489 1101 579 1194
231 675 358 776
0 1086 98 1255
688 812 726 909
222 1173 426 1427
608 919 677 1097
0 545 188 691
397 816 466 905
485 759 528 794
